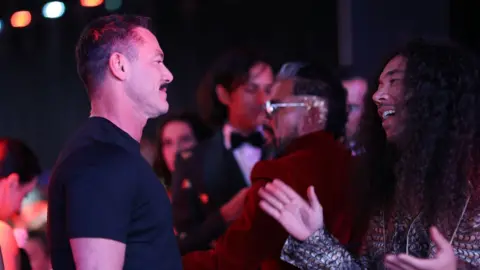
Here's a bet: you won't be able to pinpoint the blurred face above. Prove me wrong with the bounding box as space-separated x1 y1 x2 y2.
265 79 328 152
343 78 367 139
0 174 37 220
161 121 197 172
24 238 50 270
373 55 407 142
125 27 174 118
220 62 274 132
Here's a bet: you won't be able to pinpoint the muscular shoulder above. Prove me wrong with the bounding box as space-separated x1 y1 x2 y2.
53 142 137 187
251 150 318 178
282 137 349 167
251 140 350 185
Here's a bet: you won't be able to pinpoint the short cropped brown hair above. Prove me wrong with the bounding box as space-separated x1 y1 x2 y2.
75 14 151 94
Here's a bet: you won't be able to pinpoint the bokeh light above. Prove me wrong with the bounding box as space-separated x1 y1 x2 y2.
80 0 104 7
11 11 32 28
42 1 66 19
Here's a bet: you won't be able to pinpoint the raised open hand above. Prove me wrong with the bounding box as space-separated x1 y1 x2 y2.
384 226 457 270
258 179 323 241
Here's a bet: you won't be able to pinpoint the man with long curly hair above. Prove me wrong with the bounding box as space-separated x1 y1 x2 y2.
258 40 480 269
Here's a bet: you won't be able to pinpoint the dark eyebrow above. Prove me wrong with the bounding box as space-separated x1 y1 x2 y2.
378 69 405 84
385 69 405 77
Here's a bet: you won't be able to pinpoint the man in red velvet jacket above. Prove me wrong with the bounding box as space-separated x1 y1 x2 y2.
182 63 361 270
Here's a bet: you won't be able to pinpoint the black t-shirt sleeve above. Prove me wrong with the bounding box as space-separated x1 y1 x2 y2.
64 148 135 243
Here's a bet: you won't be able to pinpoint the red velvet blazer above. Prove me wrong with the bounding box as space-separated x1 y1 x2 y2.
182 131 357 270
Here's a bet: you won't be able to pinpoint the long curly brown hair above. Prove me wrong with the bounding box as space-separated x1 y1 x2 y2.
354 40 480 225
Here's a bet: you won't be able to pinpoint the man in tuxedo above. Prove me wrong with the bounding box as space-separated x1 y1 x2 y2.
181 63 360 270
171 48 274 254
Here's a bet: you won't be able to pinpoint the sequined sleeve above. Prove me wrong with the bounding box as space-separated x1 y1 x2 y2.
449 198 480 269
280 229 369 270
452 226 480 269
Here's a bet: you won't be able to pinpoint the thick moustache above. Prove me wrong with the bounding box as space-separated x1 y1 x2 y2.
159 83 169 91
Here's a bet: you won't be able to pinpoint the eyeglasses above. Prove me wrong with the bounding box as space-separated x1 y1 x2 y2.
264 101 309 115
264 96 328 117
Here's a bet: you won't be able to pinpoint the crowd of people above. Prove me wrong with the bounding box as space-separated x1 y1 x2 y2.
0 13 478 270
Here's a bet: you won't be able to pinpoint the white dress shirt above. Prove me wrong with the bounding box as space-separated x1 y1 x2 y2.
223 124 263 186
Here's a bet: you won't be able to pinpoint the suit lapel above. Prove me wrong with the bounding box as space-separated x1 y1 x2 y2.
201 132 225 203
202 131 247 206
224 149 248 191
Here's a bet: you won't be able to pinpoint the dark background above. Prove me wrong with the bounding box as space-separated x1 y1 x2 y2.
0 0 477 169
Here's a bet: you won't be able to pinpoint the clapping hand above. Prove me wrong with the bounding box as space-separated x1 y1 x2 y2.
384 227 456 270
258 179 323 241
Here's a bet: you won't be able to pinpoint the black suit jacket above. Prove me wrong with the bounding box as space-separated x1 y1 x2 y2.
171 130 265 255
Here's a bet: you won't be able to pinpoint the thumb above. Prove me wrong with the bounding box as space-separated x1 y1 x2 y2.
236 187 249 196
430 226 450 250
306 186 321 212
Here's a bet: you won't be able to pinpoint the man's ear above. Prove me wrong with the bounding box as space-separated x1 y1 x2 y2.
215 85 231 106
108 52 130 81
298 106 327 136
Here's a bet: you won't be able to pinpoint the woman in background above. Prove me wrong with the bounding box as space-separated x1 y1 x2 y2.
153 112 212 191
0 138 41 270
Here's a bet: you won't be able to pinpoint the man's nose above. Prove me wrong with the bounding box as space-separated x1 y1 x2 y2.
163 66 174 84
256 89 269 105
372 89 386 106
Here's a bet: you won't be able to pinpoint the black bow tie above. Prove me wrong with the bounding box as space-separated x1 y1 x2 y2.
230 131 265 149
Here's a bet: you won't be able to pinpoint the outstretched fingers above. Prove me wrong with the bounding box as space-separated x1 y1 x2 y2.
429 226 452 253
306 186 322 212
271 179 310 207
258 186 285 210
264 182 291 205
259 200 281 219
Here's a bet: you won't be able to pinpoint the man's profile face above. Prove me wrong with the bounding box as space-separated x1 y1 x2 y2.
373 55 407 143
342 78 367 139
125 27 173 118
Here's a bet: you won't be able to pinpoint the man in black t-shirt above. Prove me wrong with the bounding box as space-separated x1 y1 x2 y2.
47 14 182 269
